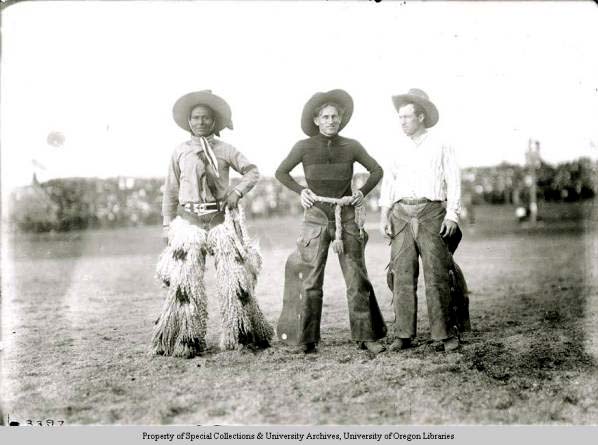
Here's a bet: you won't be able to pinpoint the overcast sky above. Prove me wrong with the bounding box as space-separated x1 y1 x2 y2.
2 1 598 190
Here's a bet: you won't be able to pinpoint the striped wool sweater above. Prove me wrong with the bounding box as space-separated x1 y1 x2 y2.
275 133 383 202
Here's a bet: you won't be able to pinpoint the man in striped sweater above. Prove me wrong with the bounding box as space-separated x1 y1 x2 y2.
275 89 387 354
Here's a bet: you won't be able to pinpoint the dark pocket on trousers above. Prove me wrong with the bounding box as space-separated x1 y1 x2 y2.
342 222 370 257
297 223 322 263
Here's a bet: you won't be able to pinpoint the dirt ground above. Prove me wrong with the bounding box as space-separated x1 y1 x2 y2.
1 202 597 425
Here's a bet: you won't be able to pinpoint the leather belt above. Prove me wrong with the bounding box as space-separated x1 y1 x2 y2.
398 198 432 205
182 201 223 216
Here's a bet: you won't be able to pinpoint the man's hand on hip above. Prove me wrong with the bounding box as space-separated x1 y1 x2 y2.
351 190 364 207
379 206 392 237
301 188 316 209
379 221 393 238
225 190 242 209
439 219 458 239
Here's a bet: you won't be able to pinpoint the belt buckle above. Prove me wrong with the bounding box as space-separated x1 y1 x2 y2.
196 202 218 215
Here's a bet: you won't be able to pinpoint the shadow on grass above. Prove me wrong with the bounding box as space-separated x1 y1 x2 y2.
462 206 596 384
456 280 595 420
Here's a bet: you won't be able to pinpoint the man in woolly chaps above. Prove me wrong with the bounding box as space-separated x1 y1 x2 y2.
275 89 387 355
152 90 273 358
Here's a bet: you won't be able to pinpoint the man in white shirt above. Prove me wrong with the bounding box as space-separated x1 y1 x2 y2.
379 88 461 352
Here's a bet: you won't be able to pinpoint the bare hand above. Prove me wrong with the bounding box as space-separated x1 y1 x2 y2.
379 221 392 238
439 219 458 239
225 190 241 209
301 188 316 209
351 190 364 207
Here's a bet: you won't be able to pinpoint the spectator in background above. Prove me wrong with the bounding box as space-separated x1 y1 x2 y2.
461 184 476 225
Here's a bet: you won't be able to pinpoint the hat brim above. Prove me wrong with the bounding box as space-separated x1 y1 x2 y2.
172 91 234 134
301 89 354 136
391 94 439 128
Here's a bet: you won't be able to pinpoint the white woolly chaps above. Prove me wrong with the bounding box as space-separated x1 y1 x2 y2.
152 208 273 358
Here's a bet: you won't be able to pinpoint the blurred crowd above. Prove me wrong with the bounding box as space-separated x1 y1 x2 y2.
7 157 598 233
461 157 597 205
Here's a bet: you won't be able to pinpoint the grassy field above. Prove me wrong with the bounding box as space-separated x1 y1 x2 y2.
1 202 597 425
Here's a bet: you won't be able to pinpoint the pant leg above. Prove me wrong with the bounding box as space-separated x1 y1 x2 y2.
416 203 454 341
296 219 331 345
153 216 209 357
389 204 420 339
337 221 387 341
208 222 254 350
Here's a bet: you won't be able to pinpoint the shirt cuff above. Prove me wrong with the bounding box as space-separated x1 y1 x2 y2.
445 211 459 225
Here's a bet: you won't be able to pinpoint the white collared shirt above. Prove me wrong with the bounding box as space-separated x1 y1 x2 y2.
378 130 461 223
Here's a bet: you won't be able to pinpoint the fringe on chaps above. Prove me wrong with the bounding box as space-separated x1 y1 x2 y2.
152 207 274 358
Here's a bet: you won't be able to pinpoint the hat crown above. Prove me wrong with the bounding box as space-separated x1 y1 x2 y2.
172 90 233 134
301 89 354 137
391 88 439 128
407 88 429 100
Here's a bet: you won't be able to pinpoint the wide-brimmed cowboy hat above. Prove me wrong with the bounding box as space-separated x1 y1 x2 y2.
301 89 354 136
391 88 439 128
172 90 233 134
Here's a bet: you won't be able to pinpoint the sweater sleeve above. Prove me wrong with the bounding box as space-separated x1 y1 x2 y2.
274 141 306 194
353 141 383 197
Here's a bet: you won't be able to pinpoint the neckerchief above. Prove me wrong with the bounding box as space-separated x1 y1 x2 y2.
198 136 220 178
191 135 221 202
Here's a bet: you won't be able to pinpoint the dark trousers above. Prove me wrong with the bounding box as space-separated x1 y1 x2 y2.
388 201 454 341
295 206 387 345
